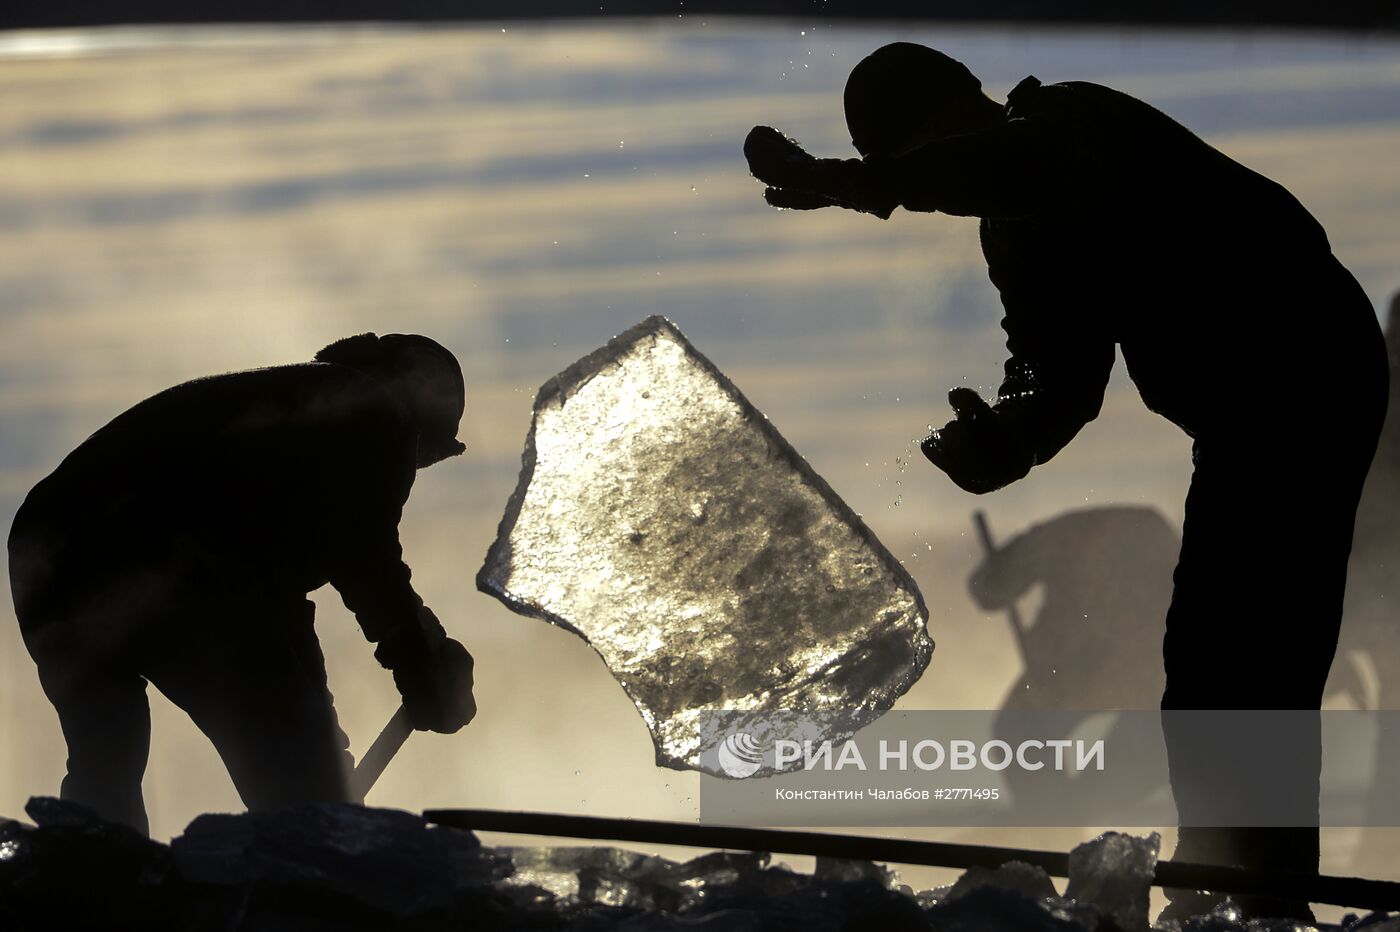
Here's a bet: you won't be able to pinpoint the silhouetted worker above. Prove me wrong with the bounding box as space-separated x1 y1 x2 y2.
972 506 1176 816
7 334 477 835
746 43 1387 919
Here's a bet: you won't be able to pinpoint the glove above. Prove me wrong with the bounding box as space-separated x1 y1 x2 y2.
393 636 477 734
744 125 896 219
921 388 1035 495
377 607 477 734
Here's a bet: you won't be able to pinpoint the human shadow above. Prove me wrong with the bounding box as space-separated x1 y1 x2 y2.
1334 290 1400 871
970 506 1176 819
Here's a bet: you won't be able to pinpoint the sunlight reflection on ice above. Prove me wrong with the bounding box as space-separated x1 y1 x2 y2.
478 316 933 773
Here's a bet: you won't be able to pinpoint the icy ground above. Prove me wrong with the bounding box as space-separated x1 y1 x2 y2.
2 798 1392 931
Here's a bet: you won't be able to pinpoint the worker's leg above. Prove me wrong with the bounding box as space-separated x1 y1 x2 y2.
13 560 154 835
144 595 358 812
1162 425 1375 917
31 656 153 834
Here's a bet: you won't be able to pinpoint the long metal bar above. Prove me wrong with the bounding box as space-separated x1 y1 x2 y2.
424 808 1400 911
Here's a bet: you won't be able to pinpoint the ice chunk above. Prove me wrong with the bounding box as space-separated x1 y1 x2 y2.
2 798 169 928
1159 899 1245 932
1065 831 1160 932
171 803 507 918
814 856 898 887
943 861 1058 904
478 316 932 771
1338 915 1400 932
501 845 683 910
500 845 802 916
926 885 1097 932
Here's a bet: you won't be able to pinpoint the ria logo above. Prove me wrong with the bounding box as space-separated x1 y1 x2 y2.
716 732 765 778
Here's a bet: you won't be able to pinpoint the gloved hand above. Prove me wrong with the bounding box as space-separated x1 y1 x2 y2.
393 636 477 734
377 607 477 734
921 388 1035 495
744 125 896 219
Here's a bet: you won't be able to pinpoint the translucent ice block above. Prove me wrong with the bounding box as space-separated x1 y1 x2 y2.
1065 832 1160 932
478 316 932 773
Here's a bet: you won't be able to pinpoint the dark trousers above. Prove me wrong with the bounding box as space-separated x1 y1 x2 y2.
26 591 356 835
1163 390 1384 909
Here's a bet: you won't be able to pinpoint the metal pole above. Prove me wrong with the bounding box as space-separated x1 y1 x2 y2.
424 808 1400 912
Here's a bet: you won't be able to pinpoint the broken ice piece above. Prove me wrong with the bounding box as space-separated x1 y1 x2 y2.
501 846 682 910
478 316 933 774
1065 831 1160 932
944 861 1058 904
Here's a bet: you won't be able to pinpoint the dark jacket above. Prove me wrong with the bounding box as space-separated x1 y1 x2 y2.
9 361 425 657
885 77 1380 462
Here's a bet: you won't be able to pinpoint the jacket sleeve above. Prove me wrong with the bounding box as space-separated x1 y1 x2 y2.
889 86 1113 460
990 291 1117 468
327 503 426 656
321 398 446 668
878 119 1067 219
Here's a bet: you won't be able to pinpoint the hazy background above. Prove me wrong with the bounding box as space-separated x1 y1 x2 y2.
1 19 1398 910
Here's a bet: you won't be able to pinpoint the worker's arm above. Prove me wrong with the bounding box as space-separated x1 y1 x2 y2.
744 126 898 218
880 120 1065 218
324 406 475 734
327 506 476 734
745 120 1073 220
923 300 1116 494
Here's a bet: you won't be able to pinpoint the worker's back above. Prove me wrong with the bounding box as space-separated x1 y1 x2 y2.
982 78 1377 438
9 362 417 646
